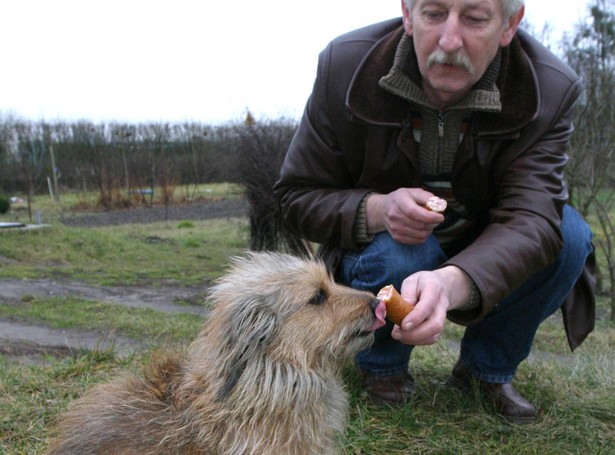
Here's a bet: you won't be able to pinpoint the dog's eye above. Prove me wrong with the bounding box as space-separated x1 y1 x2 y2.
308 289 327 306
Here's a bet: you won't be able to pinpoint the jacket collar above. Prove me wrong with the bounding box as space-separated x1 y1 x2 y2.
346 24 540 135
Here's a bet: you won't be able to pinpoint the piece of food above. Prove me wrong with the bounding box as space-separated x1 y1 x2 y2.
425 196 447 213
377 284 414 325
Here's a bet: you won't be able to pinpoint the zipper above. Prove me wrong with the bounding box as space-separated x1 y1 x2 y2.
437 111 445 170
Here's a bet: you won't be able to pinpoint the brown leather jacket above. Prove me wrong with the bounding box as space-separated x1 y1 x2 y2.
274 19 595 350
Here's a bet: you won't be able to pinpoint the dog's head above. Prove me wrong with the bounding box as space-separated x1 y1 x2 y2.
203 252 385 400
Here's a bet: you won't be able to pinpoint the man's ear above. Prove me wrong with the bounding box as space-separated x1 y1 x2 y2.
401 0 413 36
499 5 525 47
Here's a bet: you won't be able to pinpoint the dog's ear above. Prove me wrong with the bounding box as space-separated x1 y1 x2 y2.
216 301 278 401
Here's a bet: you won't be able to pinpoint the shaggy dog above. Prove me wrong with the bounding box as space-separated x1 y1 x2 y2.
45 252 386 455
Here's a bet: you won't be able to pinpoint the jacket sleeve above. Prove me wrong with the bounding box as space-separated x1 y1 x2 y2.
446 77 583 323
274 43 371 251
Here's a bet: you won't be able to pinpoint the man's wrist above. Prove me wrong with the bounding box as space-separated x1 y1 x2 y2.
365 193 385 234
352 192 376 244
435 266 476 311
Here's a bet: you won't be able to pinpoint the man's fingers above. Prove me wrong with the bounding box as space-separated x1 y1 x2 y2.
394 272 450 345
391 321 443 345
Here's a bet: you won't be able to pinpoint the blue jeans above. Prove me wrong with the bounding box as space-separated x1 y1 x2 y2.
340 205 593 383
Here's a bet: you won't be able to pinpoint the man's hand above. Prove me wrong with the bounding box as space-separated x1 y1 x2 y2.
391 266 472 345
366 188 444 244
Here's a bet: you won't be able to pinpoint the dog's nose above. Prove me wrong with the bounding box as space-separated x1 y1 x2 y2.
369 297 381 315
369 297 387 331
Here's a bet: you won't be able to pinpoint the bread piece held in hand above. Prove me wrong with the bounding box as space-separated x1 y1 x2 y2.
425 196 447 213
377 284 414 326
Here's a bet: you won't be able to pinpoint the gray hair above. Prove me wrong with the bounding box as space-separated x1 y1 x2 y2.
403 0 524 22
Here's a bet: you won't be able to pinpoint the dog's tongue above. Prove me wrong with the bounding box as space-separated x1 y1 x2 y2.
370 300 387 331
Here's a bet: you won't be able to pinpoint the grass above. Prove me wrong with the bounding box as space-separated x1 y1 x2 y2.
342 334 615 454
0 217 248 286
1 350 143 455
2 312 613 454
0 186 614 454
0 183 249 286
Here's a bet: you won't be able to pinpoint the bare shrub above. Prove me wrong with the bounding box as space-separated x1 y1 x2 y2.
233 117 311 256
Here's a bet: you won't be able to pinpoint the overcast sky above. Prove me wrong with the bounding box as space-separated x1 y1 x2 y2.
0 0 592 125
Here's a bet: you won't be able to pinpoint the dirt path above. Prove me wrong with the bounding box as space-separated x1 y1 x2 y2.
0 278 209 315
0 321 145 358
0 278 210 358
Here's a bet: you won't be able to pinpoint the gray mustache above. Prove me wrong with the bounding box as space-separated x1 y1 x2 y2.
427 50 475 74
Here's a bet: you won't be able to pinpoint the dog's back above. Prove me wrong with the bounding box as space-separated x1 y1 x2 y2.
45 354 198 455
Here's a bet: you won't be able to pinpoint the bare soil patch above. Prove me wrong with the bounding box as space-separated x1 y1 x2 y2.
59 197 249 227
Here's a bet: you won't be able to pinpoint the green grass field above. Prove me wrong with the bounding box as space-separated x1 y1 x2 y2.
0 188 613 454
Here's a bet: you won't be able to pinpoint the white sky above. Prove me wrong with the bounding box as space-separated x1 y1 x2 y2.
0 0 592 125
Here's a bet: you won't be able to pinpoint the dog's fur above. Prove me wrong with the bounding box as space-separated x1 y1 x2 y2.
45 252 380 455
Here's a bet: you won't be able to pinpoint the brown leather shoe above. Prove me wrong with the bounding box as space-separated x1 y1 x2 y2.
362 371 415 407
450 360 539 424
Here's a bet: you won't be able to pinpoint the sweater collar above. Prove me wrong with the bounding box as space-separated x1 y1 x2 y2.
346 24 539 134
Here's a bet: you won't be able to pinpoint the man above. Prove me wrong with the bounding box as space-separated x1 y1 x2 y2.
274 0 595 424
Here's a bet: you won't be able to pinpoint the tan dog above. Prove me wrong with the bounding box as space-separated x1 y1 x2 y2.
45 252 386 455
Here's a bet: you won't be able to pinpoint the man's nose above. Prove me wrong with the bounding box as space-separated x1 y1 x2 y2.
439 15 463 52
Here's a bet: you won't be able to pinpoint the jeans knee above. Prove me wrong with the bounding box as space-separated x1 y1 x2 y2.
562 205 594 265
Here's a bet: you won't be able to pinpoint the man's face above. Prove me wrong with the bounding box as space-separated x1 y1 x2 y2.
402 0 523 108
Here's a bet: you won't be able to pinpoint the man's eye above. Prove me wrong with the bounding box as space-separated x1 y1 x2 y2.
309 289 327 306
423 9 446 20
464 14 489 25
